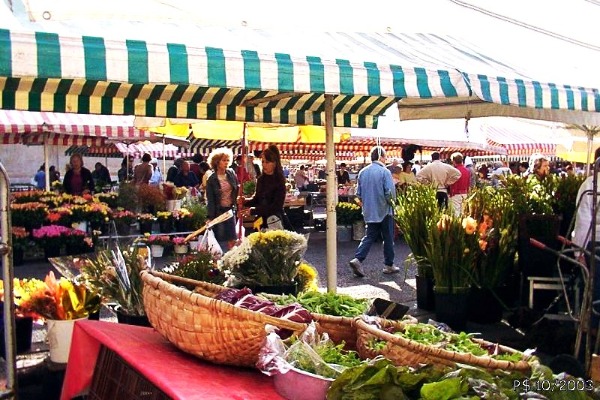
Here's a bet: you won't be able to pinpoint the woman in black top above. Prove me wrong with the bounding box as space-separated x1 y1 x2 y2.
241 145 287 230
63 154 94 195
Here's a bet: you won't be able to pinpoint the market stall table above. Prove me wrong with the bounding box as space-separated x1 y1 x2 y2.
60 320 284 400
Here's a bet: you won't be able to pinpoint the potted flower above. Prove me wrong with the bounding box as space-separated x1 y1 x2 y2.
172 236 188 254
336 201 362 242
45 206 73 227
11 226 29 266
79 247 149 325
32 225 72 259
163 250 225 284
17 271 101 363
145 234 172 257
10 202 48 231
172 208 192 232
136 184 166 213
137 213 156 235
94 192 119 209
186 200 208 231
85 201 111 232
156 210 174 233
65 228 95 256
424 213 478 331
0 277 46 355
111 208 136 236
394 184 440 311
221 229 308 295
162 182 188 210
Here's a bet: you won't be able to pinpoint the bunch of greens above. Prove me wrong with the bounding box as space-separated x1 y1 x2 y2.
273 291 369 317
394 184 440 278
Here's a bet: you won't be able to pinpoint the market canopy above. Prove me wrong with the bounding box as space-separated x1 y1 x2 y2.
0 109 154 145
65 141 189 159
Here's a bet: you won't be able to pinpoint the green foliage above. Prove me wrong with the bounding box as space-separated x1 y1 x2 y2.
242 180 256 196
185 200 208 230
394 184 440 278
274 291 369 317
167 250 225 284
116 182 139 211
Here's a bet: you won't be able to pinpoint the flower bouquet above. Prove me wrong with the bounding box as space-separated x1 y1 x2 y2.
162 182 188 201
172 208 192 232
0 278 46 319
335 202 362 226
17 271 101 321
78 247 147 316
137 213 156 235
111 208 136 236
163 250 225 284
45 206 73 226
425 213 478 293
222 230 308 288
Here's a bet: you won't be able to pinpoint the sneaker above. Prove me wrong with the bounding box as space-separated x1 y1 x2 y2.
383 264 400 274
349 258 365 278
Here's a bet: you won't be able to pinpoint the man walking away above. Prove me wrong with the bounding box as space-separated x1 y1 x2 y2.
416 152 461 209
348 146 398 278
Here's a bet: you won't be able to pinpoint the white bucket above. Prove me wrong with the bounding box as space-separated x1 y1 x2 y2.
46 318 84 363
150 245 165 257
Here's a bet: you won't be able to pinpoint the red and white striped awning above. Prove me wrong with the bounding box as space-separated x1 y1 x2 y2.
486 139 557 157
0 110 154 145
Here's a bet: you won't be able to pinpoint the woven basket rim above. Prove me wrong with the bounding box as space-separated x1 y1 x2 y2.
141 270 307 331
354 318 531 371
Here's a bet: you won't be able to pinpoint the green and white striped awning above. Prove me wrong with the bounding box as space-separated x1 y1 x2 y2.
0 29 472 129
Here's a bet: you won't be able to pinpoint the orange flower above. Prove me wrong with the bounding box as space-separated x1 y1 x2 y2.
462 216 477 235
436 215 452 231
478 239 488 251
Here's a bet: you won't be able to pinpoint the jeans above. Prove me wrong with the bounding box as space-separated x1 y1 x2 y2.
353 214 395 266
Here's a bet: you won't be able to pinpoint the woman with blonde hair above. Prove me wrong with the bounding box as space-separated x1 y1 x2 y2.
206 147 239 250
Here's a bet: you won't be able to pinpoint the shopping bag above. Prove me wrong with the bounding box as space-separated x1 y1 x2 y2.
199 228 223 257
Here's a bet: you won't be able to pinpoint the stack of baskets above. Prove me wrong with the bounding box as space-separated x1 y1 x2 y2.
141 270 308 367
355 318 531 372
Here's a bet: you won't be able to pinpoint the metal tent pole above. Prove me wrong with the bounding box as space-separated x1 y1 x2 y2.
0 161 17 399
324 95 337 293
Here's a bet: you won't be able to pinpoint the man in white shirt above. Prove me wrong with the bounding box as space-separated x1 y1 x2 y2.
416 152 461 208
149 158 163 186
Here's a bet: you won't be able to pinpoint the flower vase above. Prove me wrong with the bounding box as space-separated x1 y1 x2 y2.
352 221 365 241
115 309 151 327
44 245 61 260
139 220 153 235
468 287 505 324
174 218 191 233
174 244 188 254
336 225 352 242
159 218 173 233
115 221 132 236
46 317 87 363
150 245 165 258
434 287 470 332
0 316 33 357
415 274 435 311
72 221 88 233
12 247 24 266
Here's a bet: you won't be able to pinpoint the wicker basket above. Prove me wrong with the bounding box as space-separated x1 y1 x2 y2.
355 318 531 372
141 270 308 367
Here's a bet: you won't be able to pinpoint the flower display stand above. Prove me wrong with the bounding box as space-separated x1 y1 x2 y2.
174 244 188 255
337 225 352 242
352 221 365 241
150 245 165 258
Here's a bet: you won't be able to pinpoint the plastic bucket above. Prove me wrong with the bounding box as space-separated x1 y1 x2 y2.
46 318 84 363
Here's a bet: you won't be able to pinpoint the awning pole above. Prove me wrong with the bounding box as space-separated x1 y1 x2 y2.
325 95 337 293
44 132 50 191
237 123 248 240
162 136 167 178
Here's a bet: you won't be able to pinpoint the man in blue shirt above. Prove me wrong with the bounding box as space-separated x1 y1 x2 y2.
349 146 399 277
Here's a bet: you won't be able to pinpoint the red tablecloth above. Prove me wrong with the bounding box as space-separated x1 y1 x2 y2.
60 320 284 400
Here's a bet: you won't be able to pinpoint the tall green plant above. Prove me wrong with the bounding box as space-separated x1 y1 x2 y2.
425 213 478 293
394 184 440 278
465 186 518 289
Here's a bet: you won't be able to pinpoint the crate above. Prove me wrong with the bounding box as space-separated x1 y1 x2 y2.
87 346 169 400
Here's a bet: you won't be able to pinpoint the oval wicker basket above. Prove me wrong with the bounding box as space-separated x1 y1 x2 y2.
355 318 531 372
141 270 308 367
